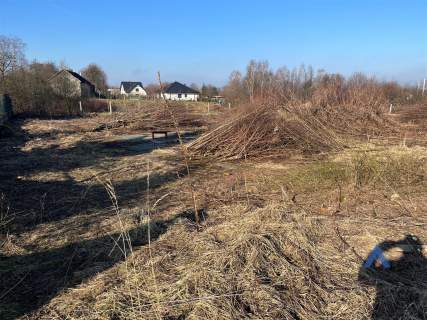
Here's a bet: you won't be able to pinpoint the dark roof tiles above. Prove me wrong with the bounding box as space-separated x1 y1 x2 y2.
121 81 144 93
164 82 200 94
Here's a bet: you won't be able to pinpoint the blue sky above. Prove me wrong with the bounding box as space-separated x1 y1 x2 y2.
2 0 426 86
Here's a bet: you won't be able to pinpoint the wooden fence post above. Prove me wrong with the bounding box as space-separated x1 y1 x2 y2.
79 101 83 113
109 100 112 114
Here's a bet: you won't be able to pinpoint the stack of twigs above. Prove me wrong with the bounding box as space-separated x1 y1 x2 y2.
187 105 343 160
146 106 207 130
397 103 427 128
128 105 208 132
304 102 398 137
90 104 209 133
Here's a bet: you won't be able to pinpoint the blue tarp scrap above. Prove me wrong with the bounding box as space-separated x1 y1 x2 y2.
363 245 391 269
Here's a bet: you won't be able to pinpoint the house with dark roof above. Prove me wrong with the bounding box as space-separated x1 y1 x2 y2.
120 81 147 97
49 69 99 98
163 82 200 101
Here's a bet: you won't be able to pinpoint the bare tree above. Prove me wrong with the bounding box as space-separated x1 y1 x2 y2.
245 60 256 103
190 83 200 92
81 63 108 94
201 84 219 98
0 36 25 83
223 70 247 104
254 60 271 100
50 72 80 115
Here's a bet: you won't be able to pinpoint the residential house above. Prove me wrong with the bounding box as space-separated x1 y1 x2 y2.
49 69 98 98
120 82 147 97
163 82 200 101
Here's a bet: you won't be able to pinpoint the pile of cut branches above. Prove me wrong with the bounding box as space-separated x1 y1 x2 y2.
142 105 207 131
187 104 342 160
90 104 209 134
397 103 427 129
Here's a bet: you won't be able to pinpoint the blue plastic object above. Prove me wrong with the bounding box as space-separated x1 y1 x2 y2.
363 245 391 269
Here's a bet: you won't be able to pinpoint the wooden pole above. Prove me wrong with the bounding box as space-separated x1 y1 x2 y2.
422 78 426 96
228 102 231 110
207 102 210 114
109 100 112 114
389 103 393 114
79 101 83 113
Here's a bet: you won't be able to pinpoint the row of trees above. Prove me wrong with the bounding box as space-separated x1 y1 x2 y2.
222 60 424 107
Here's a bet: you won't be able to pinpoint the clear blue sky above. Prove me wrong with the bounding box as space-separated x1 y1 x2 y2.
2 0 427 86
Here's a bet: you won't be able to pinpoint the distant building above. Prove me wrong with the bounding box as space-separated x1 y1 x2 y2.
49 69 98 98
107 87 120 98
163 82 200 101
120 82 147 97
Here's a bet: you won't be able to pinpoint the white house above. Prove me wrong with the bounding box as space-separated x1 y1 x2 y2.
163 82 200 101
120 81 147 97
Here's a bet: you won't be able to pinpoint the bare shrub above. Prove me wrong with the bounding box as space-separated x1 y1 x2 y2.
223 60 419 111
83 99 109 113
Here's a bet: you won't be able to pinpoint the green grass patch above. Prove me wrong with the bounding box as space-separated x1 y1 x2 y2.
277 147 427 193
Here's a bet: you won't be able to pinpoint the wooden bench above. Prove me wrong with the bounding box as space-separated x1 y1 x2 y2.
151 130 168 140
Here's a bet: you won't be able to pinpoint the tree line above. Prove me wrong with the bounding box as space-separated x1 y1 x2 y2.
222 60 424 107
1 35 423 116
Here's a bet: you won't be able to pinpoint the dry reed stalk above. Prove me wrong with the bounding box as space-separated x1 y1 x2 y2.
145 160 163 319
157 72 200 224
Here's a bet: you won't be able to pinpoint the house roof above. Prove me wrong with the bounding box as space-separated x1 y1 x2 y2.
121 81 144 93
49 69 95 89
164 82 200 94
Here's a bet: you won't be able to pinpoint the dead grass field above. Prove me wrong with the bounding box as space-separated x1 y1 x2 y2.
1 102 426 319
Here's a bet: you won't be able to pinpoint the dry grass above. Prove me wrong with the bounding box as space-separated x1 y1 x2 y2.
37 198 427 319
19 144 427 320
2 100 427 319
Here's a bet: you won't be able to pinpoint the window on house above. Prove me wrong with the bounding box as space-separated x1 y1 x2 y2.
178 94 182 98
185 94 187 98
135 88 139 92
